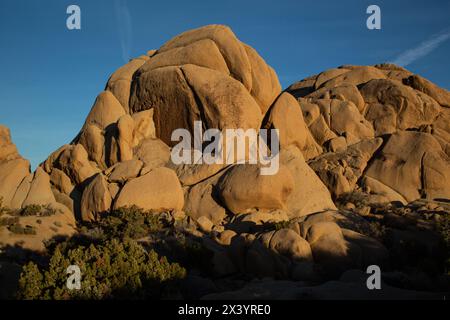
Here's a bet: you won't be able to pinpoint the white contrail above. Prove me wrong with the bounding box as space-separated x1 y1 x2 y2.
114 0 132 63
391 29 450 67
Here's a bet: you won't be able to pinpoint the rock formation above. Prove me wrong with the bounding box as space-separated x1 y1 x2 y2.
1 25 449 299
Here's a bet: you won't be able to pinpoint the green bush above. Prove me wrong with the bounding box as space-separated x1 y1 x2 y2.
86 206 164 240
20 204 57 217
0 197 12 216
17 238 186 300
20 204 42 216
273 220 291 231
8 223 37 235
0 216 19 227
336 191 370 209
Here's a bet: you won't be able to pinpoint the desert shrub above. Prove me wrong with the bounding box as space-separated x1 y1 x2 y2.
0 216 19 227
17 238 186 300
20 204 57 217
273 220 291 231
86 206 164 240
0 197 13 216
20 204 42 216
336 191 370 209
367 220 387 241
8 223 37 235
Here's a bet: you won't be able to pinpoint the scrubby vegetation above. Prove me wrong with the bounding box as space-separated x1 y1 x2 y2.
0 197 12 217
0 216 19 227
18 239 186 300
437 213 450 275
20 204 57 217
0 200 58 220
8 223 37 235
336 191 370 209
15 206 209 300
82 205 164 240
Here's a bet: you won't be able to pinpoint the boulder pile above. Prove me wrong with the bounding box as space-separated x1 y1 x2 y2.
1 25 449 298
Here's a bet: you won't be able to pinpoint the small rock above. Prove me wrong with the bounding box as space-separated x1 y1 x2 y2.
344 202 356 210
197 216 214 233
212 225 225 233
356 206 371 216
216 230 237 246
171 210 186 221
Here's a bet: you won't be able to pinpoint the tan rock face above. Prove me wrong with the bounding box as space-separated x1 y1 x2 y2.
105 55 149 113
365 131 450 202
309 138 383 199
280 146 336 217
81 173 112 221
0 125 20 161
22 167 56 207
0 127 30 208
263 92 321 159
107 159 143 183
217 164 294 214
83 91 126 131
129 25 280 146
360 79 440 135
0 159 30 208
286 63 450 202
404 74 450 108
184 172 226 225
114 167 184 212
52 144 99 185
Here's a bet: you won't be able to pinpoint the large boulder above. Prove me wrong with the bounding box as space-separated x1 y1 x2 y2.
365 131 450 202
360 79 441 136
403 74 450 108
217 164 294 215
105 55 150 113
263 92 322 159
21 167 56 207
129 25 280 146
0 125 31 208
280 146 336 217
306 221 360 278
0 159 30 208
309 138 383 198
0 125 20 161
184 172 227 225
114 167 184 211
81 173 112 221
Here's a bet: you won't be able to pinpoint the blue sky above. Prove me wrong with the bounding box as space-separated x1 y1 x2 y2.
0 0 449 169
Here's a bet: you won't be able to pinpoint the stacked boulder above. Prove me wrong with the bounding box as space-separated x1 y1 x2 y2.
287 63 450 203
0 126 75 252
39 24 336 226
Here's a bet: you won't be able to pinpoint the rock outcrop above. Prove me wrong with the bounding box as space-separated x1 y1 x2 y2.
287 63 450 203
1 25 449 299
